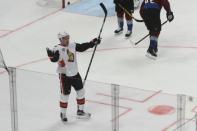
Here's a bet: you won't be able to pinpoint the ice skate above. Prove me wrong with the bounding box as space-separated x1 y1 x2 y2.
146 47 157 60
154 47 158 53
77 110 91 119
125 30 132 38
114 27 123 34
60 113 68 122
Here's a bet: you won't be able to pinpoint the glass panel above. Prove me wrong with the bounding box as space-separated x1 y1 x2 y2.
0 67 11 131
8 68 197 131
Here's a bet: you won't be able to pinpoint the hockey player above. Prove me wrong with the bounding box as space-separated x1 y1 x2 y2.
114 0 134 37
140 0 174 59
46 31 101 122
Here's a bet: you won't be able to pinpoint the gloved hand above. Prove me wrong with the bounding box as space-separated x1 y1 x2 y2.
46 48 59 58
166 11 174 22
91 38 101 45
46 48 54 57
54 50 59 58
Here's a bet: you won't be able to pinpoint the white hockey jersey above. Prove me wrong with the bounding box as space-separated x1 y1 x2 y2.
52 43 78 77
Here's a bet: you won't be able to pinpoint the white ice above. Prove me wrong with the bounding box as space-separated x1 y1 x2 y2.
0 0 197 131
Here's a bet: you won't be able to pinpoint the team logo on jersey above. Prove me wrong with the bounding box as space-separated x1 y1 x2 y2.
62 48 65 52
67 49 74 62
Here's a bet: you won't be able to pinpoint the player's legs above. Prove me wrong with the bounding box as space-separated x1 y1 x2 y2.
72 73 91 119
125 12 133 37
59 73 72 121
71 73 85 110
114 9 124 34
141 9 161 58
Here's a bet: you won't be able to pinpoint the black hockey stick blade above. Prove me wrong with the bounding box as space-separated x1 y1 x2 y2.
133 17 144 22
97 2 107 39
100 3 107 16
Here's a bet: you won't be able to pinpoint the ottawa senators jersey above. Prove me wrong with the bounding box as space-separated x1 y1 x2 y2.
52 43 78 76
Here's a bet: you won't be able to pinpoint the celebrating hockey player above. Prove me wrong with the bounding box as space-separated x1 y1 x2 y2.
114 0 134 37
140 0 174 59
46 31 101 122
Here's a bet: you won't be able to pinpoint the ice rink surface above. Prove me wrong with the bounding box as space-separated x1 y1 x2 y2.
0 0 197 130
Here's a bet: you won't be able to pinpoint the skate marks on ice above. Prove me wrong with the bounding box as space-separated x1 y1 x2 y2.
113 30 134 45
61 114 91 124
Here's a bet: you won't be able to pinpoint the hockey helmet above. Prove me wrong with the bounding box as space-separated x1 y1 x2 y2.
58 31 69 39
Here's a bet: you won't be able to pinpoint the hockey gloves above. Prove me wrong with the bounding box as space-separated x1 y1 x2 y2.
46 48 59 62
167 11 174 22
91 38 101 45
46 48 53 57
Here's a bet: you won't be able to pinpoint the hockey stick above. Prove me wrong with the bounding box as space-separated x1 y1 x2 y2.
135 20 168 45
117 3 144 22
0 49 10 74
83 3 107 86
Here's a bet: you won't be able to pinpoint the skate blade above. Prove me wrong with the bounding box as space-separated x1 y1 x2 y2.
125 33 132 39
61 120 68 124
77 114 91 120
125 35 132 39
146 53 157 60
114 31 123 36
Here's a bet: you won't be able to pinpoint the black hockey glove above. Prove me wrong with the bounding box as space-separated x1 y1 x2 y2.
46 48 54 57
91 38 101 45
46 48 59 62
166 11 174 22
54 50 59 58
